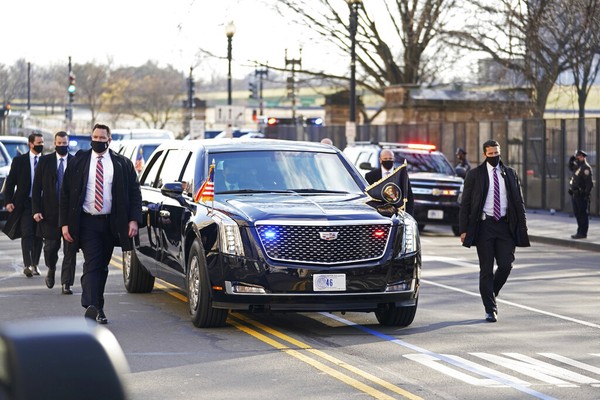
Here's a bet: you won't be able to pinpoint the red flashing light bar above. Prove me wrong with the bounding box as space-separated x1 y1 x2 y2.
407 143 436 151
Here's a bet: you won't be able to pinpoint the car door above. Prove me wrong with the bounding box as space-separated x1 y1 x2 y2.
136 150 167 275
154 149 194 284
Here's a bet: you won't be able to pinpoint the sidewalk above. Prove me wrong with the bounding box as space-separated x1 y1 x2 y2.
526 209 600 252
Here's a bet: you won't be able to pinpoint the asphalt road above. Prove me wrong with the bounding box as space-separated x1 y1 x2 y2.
1 225 599 400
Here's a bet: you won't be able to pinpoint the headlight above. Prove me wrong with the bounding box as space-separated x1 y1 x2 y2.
401 215 419 255
212 212 245 256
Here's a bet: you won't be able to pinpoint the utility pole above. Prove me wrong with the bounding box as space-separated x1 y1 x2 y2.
27 62 31 111
187 66 195 136
285 48 302 125
66 56 76 132
255 66 268 117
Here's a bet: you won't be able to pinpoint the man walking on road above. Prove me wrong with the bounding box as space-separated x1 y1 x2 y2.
32 131 76 294
459 140 530 323
568 150 593 240
60 124 142 324
2 132 44 277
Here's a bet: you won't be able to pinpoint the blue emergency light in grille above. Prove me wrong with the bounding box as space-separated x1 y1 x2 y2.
256 223 392 264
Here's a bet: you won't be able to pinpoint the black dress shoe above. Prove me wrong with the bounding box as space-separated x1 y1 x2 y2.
45 269 56 289
485 312 497 323
23 266 33 278
84 305 98 321
571 234 587 239
61 284 73 295
96 309 108 325
31 265 40 276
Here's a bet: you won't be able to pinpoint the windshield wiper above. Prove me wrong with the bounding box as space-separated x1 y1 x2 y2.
286 189 350 194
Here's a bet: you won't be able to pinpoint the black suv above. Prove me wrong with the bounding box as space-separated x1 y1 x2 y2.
124 139 421 328
344 142 464 236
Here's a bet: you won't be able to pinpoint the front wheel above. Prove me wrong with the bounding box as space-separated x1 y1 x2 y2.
187 240 228 328
122 250 154 293
375 299 418 327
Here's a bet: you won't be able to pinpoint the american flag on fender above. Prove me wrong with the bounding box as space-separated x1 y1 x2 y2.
194 162 215 203
135 148 144 173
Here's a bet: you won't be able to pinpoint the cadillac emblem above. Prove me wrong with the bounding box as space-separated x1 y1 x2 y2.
319 232 339 241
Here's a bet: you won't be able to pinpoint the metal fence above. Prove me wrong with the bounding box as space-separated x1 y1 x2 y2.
264 118 600 216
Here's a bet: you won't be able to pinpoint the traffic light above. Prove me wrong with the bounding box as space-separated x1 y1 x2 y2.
248 81 257 99
67 72 76 102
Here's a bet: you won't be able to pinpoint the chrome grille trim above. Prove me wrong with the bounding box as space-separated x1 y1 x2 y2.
255 220 392 265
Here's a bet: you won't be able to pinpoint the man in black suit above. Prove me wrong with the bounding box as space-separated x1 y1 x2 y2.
32 131 76 294
458 140 530 323
365 149 414 215
60 124 142 324
2 132 44 277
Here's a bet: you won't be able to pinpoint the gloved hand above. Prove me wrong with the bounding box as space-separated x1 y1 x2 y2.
568 155 578 172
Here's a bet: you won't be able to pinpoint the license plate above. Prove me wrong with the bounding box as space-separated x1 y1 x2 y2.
428 210 444 220
313 274 346 291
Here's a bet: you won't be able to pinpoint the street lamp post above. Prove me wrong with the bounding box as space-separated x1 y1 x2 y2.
348 0 362 124
225 21 236 106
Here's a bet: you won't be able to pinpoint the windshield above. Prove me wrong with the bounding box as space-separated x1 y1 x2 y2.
208 150 362 194
394 151 455 175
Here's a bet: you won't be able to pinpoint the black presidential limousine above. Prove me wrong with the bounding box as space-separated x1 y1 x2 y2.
123 139 421 328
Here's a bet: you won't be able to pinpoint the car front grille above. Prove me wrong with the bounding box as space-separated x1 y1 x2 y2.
256 222 392 265
411 180 462 203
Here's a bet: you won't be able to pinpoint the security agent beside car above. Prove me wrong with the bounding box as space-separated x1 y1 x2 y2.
60 124 142 324
568 150 594 239
458 140 530 323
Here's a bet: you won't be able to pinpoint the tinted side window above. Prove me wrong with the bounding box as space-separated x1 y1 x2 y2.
140 150 165 188
158 149 191 187
180 152 195 197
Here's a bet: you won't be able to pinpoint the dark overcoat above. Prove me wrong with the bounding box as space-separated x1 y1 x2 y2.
31 152 73 240
2 152 35 239
58 149 142 251
459 161 530 248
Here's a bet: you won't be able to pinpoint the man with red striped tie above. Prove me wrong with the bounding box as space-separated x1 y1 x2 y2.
60 124 142 324
458 140 530 323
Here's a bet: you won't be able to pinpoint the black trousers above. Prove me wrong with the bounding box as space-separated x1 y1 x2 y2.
475 218 515 314
79 213 114 310
43 237 77 285
571 195 590 236
20 200 43 267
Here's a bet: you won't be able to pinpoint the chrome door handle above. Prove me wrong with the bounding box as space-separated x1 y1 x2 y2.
159 210 170 218
142 206 149 213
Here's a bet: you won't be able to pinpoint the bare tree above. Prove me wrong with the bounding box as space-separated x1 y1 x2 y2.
567 0 600 145
74 61 111 127
106 62 185 129
446 0 580 118
272 0 458 120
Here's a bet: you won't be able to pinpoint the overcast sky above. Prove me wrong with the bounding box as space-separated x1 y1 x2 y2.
1 0 344 81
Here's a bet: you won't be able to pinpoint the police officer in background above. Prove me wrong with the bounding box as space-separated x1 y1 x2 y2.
568 150 593 239
456 147 471 173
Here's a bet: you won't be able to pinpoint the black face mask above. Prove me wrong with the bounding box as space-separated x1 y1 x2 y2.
33 145 44 154
56 145 69 156
486 156 500 168
91 140 109 153
381 160 394 170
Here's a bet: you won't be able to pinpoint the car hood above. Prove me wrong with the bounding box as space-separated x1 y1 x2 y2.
219 193 394 224
409 172 463 184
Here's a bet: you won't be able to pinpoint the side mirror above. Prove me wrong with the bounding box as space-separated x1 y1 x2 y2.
455 166 466 178
0 318 129 400
359 162 373 170
161 182 184 198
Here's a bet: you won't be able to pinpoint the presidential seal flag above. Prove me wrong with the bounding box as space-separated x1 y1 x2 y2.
365 160 410 211
194 162 215 203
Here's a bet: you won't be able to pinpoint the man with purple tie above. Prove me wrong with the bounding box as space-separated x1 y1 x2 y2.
458 140 530 323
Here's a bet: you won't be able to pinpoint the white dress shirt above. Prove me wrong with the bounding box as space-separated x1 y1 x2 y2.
83 151 114 215
483 163 507 218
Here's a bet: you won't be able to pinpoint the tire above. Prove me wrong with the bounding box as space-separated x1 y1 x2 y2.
122 250 155 293
187 240 228 328
452 225 460 236
375 298 418 327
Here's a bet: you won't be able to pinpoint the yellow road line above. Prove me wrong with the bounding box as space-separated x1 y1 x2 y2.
232 313 423 400
228 318 396 400
110 255 422 399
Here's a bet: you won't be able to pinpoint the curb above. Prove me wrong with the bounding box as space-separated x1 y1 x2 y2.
529 235 600 252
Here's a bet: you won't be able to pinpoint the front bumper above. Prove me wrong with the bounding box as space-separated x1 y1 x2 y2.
413 201 460 226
